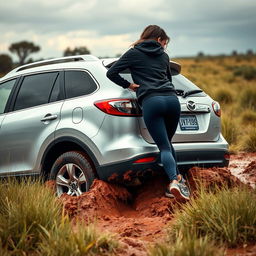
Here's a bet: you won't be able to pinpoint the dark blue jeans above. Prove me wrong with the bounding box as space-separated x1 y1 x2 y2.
142 95 181 181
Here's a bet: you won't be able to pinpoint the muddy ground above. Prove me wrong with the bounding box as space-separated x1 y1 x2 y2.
58 153 256 256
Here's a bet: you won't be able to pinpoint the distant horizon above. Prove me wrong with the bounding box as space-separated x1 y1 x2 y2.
5 48 255 65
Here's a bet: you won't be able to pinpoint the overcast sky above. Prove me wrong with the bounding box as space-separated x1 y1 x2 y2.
0 0 255 61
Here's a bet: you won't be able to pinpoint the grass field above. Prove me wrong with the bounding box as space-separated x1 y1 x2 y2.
174 55 256 152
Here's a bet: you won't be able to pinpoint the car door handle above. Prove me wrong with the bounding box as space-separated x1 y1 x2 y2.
41 114 58 122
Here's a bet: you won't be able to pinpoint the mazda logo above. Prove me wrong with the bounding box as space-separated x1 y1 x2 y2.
186 101 196 111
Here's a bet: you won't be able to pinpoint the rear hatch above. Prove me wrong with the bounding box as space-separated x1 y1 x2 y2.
102 59 221 143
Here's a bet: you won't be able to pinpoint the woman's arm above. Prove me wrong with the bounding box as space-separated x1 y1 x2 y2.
166 62 172 82
106 49 133 89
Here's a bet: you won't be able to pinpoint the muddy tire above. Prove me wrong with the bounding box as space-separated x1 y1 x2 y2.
50 151 95 197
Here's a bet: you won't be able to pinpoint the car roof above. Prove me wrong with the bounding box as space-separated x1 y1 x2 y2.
1 54 182 82
1 55 101 81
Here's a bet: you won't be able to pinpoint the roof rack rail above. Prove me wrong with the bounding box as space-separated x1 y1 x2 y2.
12 55 99 73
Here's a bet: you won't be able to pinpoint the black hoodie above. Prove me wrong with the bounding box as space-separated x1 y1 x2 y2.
106 40 176 104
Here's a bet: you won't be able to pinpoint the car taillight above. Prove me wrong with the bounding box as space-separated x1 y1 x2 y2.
94 99 142 116
212 101 221 117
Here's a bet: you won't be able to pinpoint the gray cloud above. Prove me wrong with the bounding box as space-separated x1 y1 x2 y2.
0 0 255 58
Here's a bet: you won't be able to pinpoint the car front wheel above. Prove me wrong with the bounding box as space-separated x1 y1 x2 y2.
50 151 95 197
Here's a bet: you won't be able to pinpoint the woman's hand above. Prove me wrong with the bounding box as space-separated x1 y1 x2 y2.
129 83 140 92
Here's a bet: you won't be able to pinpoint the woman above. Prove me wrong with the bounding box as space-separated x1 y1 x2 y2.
106 25 190 200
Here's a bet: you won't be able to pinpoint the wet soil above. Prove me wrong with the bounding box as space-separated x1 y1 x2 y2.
57 152 256 256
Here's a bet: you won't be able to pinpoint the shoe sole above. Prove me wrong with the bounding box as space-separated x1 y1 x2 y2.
170 187 190 201
165 192 175 198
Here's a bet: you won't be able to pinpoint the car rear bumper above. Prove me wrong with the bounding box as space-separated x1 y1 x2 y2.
96 134 229 181
174 134 229 169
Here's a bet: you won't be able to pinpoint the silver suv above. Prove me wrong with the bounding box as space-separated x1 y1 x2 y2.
0 55 229 196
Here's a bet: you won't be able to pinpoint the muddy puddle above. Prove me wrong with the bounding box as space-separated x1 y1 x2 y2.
55 153 256 256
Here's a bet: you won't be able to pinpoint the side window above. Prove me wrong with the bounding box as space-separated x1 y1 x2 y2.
0 79 16 114
14 72 59 111
65 70 97 99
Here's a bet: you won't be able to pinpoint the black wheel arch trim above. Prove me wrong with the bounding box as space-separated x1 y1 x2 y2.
41 136 100 175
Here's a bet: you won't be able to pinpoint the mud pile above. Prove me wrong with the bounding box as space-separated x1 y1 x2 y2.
242 161 256 183
60 180 131 220
57 156 253 256
187 166 244 192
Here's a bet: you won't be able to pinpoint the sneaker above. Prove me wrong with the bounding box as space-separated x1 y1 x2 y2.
165 175 187 198
169 182 190 201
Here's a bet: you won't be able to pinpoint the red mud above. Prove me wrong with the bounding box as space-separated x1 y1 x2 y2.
57 153 256 256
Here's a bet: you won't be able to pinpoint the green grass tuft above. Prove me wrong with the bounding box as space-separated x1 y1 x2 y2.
0 178 62 253
149 236 224 256
38 221 118 256
168 186 256 247
0 178 118 255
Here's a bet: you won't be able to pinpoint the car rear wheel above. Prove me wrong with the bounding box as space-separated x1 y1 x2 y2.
50 151 95 197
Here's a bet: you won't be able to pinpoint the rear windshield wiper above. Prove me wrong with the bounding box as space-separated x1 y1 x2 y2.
175 89 203 98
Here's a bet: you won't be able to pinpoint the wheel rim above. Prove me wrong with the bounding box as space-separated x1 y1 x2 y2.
56 163 88 197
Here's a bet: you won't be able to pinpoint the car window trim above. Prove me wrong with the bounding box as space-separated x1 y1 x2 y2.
3 77 21 114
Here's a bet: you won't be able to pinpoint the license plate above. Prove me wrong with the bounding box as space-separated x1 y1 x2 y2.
179 115 199 131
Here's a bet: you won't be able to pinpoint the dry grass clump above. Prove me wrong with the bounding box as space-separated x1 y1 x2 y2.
221 116 239 145
242 127 256 152
214 88 233 104
239 88 256 110
241 109 256 125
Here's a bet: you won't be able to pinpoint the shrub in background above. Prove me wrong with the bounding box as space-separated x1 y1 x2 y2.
233 66 256 80
241 109 256 125
214 88 233 104
239 88 256 111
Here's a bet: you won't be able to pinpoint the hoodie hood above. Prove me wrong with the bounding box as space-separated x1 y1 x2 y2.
134 40 164 56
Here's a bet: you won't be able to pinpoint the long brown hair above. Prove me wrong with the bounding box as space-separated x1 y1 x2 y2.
131 25 170 46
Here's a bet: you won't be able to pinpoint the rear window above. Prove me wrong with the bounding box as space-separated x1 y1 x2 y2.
172 74 205 96
105 61 205 96
115 69 205 96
